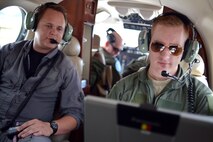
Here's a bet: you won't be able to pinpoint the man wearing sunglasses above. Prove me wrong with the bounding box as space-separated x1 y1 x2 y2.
90 29 123 97
107 13 213 115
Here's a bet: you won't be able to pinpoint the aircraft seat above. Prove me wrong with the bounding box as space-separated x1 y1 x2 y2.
92 34 101 56
61 36 84 79
24 30 35 40
91 34 113 96
180 54 208 86
51 37 84 142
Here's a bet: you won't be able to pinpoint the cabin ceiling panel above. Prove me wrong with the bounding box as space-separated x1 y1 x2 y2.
26 0 63 4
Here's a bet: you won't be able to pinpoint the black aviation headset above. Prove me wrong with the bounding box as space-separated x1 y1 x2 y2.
138 12 201 63
106 28 123 53
24 2 72 43
106 28 116 44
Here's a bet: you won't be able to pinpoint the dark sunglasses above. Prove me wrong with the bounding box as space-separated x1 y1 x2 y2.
150 42 183 56
111 44 122 52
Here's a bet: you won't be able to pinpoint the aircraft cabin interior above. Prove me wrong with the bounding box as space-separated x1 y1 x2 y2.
0 0 213 142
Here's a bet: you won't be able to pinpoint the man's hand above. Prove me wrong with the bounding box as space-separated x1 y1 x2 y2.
17 119 53 138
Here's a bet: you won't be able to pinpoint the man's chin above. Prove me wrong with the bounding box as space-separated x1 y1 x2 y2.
47 43 58 48
41 45 57 53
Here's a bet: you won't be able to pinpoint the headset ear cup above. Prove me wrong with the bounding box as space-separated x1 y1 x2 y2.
181 39 189 61
108 34 115 43
182 39 201 63
63 24 73 42
138 29 151 53
138 29 148 53
106 28 116 43
24 12 35 30
107 33 116 43
147 29 151 51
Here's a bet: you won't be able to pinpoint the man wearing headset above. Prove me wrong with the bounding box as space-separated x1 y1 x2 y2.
107 12 213 115
0 2 84 141
90 29 123 96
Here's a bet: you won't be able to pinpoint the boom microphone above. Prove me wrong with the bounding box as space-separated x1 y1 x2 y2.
161 70 179 81
50 39 59 44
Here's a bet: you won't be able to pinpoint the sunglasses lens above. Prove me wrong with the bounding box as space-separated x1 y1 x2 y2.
112 44 121 52
169 46 183 56
151 42 164 52
113 47 119 52
151 42 183 56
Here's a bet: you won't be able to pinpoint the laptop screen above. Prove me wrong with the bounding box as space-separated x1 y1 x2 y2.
117 104 180 142
84 96 213 142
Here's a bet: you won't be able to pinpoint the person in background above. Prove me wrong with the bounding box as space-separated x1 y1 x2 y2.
0 2 84 142
107 12 213 115
122 54 149 78
90 28 123 97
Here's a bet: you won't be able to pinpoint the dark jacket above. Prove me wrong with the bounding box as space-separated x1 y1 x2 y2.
0 40 84 128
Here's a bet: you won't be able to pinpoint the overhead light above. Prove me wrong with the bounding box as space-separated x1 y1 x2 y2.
139 10 154 20
115 7 129 16
108 0 162 11
95 9 111 23
140 8 163 20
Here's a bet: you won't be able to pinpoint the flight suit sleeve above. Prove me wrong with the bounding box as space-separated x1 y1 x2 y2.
90 58 105 87
207 95 213 115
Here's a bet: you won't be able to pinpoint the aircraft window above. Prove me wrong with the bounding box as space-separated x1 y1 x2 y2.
94 13 153 48
94 23 141 48
0 6 27 48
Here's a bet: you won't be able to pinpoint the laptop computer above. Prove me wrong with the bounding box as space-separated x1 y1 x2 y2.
84 95 213 142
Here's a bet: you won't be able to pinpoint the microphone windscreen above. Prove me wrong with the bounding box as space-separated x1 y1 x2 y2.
161 70 169 77
50 39 58 44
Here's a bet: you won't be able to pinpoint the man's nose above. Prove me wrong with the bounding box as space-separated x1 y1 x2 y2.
49 27 57 35
160 47 172 57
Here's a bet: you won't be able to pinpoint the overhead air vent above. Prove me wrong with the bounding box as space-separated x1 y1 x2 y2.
95 8 111 23
29 0 63 4
119 13 152 30
108 0 163 20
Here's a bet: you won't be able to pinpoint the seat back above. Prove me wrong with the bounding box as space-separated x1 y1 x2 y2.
90 35 113 96
24 30 35 40
51 37 84 142
62 36 84 79
180 54 208 86
92 34 101 56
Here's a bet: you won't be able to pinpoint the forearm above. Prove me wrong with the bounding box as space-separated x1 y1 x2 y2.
17 116 78 138
54 115 78 135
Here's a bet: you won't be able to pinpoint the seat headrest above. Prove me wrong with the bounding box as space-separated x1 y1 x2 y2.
93 34 100 49
63 36 81 56
180 54 205 76
24 30 35 40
